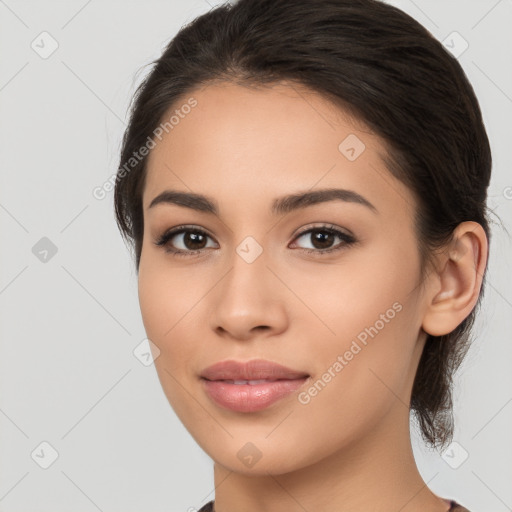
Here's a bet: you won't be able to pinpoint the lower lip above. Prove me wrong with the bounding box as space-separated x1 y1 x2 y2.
201 377 309 412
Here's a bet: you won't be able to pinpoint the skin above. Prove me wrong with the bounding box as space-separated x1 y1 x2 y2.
137 82 488 512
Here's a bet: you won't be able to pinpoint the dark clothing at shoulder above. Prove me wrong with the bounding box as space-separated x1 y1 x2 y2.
197 499 471 511
449 501 471 511
197 501 213 512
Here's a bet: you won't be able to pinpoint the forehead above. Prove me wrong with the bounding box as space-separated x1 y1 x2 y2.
142 82 414 221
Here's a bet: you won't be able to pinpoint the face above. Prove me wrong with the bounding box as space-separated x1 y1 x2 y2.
138 82 430 475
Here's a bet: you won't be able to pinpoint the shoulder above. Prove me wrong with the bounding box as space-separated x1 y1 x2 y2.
449 500 471 511
197 499 471 511
197 501 214 512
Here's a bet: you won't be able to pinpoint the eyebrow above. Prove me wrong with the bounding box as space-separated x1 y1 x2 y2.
148 188 378 215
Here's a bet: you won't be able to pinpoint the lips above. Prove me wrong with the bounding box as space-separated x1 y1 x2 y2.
200 358 309 381
222 379 272 385
200 359 310 412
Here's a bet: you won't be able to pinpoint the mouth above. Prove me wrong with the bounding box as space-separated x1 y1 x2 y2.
201 378 309 412
210 378 299 385
200 358 309 381
199 359 310 412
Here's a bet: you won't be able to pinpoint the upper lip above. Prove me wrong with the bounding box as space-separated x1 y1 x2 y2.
200 359 309 381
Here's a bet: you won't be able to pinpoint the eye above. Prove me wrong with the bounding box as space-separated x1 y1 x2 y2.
290 224 356 254
154 223 356 257
154 225 218 256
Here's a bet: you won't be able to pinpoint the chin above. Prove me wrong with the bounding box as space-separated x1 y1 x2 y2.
197 432 333 477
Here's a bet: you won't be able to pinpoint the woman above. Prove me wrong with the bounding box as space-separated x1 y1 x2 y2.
114 0 491 510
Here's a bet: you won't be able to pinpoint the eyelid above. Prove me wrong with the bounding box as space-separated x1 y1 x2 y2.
291 222 354 240
154 224 217 244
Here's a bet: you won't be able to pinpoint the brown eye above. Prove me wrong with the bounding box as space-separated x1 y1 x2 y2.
154 226 218 255
291 225 356 254
309 230 336 249
180 231 208 250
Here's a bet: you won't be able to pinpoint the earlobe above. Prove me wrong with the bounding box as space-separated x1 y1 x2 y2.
422 222 488 337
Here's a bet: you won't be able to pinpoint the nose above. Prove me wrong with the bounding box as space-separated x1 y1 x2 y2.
209 250 289 341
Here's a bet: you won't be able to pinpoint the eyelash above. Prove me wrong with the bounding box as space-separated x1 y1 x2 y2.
153 224 356 258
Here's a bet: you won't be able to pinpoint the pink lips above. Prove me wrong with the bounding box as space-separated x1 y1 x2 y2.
200 359 310 412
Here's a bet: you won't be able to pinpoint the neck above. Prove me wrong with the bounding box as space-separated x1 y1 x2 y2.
211 405 449 512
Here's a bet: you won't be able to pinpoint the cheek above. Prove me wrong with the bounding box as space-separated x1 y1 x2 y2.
285 238 419 340
137 253 218 376
286 241 422 399
137 260 204 417
137 257 192 356
288 293 419 465
138 242 194 325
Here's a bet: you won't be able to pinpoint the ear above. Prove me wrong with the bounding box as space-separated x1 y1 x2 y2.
422 221 488 337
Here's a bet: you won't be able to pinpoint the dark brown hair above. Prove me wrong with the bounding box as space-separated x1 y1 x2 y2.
114 0 492 449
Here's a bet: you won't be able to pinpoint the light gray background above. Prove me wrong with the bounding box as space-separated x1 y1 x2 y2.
0 1 511 511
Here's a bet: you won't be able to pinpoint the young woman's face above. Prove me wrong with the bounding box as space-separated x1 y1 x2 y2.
138 82 431 474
